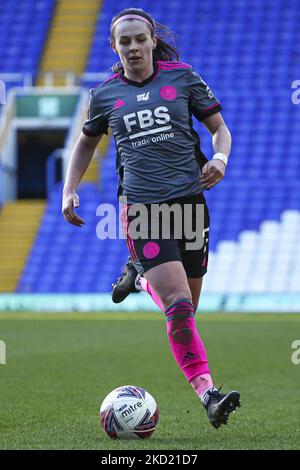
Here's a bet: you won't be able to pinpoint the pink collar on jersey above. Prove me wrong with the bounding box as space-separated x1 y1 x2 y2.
112 14 154 30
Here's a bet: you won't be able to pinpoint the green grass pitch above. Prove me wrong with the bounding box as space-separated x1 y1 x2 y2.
0 312 299 450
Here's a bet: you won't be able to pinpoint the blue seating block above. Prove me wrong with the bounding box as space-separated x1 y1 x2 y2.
15 0 300 292
0 0 56 77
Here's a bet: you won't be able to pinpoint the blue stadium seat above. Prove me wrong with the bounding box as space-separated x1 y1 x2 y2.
15 0 300 293
0 0 56 81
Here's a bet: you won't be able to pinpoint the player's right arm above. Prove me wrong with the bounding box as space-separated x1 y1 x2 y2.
62 131 103 226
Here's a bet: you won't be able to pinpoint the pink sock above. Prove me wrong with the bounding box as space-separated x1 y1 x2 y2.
190 373 214 399
140 277 164 312
165 298 211 382
140 284 213 399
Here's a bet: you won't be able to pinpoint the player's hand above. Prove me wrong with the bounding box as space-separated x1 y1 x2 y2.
62 191 85 227
200 159 226 190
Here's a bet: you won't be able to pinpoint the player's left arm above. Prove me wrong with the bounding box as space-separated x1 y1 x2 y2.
200 112 232 189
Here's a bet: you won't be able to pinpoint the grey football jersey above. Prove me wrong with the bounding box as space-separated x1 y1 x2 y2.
83 61 222 203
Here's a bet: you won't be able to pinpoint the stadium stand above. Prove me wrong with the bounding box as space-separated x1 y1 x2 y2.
1 0 298 294
0 0 56 85
0 0 56 292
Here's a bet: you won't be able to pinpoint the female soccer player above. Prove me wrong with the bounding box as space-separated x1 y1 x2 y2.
62 7 241 429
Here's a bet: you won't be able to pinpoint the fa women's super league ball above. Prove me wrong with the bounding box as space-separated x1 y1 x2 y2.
100 385 159 439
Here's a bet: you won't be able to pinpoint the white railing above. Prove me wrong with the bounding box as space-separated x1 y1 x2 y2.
0 73 34 87
0 72 109 88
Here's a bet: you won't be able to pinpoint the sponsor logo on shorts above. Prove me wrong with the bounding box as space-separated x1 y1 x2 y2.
143 242 160 259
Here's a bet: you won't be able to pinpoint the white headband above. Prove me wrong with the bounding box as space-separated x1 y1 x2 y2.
112 14 154 30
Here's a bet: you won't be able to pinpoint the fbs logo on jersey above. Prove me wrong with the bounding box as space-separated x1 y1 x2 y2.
123 106 171 133
137 92 150 102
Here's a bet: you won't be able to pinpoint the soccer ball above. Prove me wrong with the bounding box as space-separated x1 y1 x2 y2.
100 385 159 439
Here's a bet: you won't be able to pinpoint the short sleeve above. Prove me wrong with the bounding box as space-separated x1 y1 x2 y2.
82 89 109 136
186 68 223 121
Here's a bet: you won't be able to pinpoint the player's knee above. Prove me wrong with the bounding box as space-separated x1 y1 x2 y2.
162 290 192 310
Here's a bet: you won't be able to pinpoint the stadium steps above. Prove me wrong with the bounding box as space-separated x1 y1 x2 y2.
38 0 103 183
0 201 45 292
38 0 102 84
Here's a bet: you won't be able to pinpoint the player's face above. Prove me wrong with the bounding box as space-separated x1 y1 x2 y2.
112 20 157 75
